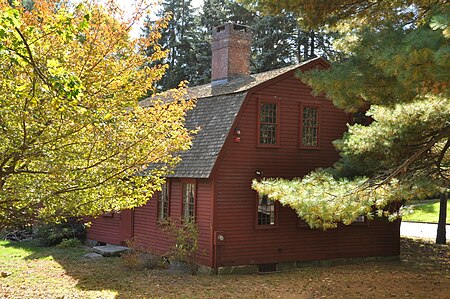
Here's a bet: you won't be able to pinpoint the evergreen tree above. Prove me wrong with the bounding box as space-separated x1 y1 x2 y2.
144 0 341 88
152 0 197 90
248 1 449 230
293 29 343 62
201 0 233 29
251 14 297 72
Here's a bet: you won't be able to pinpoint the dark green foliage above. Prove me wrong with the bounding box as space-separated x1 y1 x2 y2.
252 1 449 230
251 14 296 72
142 0 340 89
57 238 81 248
150 0 198 90
7 0 34 10
34 219 86 246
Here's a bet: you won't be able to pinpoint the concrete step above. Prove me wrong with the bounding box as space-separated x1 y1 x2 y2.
93 244 130 257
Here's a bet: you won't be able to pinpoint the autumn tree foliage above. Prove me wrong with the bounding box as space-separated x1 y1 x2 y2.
0 0 194 229
248 0 449 229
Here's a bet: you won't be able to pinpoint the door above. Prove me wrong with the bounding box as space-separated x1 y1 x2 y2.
119 209 134 245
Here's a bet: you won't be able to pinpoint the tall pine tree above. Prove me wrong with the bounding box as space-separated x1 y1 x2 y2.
143 0 341 88
150 0 197 90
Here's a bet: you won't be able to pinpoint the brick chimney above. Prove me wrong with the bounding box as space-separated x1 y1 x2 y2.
211 23 251 85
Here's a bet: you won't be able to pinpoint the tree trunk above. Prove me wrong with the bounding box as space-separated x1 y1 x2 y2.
436 193 447 244
309 30 315 58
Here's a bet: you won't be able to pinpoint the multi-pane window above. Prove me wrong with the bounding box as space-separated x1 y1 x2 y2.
301 106 319 147
182 183 196 221
350 215 369 226
259 102 278 145
157 181 169 221
257 195 275 225
353 215 367 223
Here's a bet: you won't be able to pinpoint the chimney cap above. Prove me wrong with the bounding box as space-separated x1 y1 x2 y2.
213 23 251 37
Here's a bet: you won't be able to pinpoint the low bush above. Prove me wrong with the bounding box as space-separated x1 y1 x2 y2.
57 238 81 248
162 219 199 275
34 219 86 246
121 241 168 271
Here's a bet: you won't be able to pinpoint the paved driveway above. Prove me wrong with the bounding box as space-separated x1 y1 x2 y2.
401 221 450 240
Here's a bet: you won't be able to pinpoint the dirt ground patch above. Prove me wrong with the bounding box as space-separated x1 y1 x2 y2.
0 237 449 298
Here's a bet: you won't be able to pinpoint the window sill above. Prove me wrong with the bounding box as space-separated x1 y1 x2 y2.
254 225 279 230
257 144 280 149
299 146 321 150
156 219 170 226
297 224 311 229
349 222 369 226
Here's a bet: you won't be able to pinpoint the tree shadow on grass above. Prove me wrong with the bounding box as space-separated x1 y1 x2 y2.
3 238 449 298
2 240 199 298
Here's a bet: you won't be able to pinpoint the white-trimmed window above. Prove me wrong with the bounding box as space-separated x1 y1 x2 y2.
353 215 367 223
182 182 196 221
258 100 279 146
257 195 275 226
300 105 320 147
158 181 170 221
351 215 369 226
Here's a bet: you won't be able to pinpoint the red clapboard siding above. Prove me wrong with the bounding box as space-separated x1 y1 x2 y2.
132 178 213 267
212 72 399 267
86 215 122 245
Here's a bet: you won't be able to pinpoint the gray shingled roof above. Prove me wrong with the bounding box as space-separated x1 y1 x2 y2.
142 57 324 178
185 63 301 99
166 92 246 178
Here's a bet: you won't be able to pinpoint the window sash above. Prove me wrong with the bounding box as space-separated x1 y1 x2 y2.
158 181 169 220
182 183 195 221
301 106 319 147
257 195 275 225
259 102 278 145
354 215 366 223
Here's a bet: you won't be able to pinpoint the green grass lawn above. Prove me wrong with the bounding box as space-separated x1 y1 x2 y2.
403 200 450 223
0 238 449 298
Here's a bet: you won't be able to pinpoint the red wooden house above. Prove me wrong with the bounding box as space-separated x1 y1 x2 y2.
87 23 400 274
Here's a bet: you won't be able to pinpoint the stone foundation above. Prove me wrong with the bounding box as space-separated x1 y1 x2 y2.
215 255 400 275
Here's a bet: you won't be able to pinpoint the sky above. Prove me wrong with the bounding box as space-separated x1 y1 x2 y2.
113 0 205 37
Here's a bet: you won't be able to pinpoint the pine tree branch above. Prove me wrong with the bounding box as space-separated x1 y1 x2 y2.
437 138 450 180
377 126 450 186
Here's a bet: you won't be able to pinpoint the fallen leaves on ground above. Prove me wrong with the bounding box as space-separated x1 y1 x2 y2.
0 238 448 298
